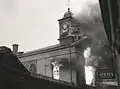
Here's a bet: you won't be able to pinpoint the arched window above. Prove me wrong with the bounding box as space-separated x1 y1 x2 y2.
29 63 37 73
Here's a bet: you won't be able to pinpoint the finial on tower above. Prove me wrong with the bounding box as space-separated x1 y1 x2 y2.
68 0 70 11
63 0 73 18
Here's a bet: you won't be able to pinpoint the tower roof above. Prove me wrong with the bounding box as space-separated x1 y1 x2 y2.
63 8 73 18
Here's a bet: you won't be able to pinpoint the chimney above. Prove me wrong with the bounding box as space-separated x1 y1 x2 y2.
12 44 19 54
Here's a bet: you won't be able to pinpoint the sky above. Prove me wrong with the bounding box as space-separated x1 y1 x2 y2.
0 0 98 52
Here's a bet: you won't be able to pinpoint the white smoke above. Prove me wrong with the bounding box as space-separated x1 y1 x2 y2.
85 66 95 85
84 47 91 59
52 60 61 80
84 47 97 86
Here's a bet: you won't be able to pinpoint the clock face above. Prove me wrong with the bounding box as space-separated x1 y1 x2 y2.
61 22 69 33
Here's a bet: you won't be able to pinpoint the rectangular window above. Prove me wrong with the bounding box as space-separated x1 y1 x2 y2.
52 61 60 80
78 36 81 40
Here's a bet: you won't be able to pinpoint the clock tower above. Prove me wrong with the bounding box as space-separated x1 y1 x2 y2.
58 8 81 45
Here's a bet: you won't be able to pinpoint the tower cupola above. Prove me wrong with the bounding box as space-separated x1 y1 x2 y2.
63 8 73 18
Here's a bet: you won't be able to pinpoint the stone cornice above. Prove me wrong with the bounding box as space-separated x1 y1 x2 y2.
58 16 73 21
18 44 75 58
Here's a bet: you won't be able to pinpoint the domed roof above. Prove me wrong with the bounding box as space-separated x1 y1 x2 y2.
63 8 73 18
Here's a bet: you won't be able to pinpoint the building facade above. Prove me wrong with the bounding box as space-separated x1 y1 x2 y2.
16 8 88 87
1 46 96 89
16 8 107 87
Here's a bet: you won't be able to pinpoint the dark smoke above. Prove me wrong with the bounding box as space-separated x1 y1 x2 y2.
74 3 102 24
73 1 114 69
70 1 114 85
74 2 109 53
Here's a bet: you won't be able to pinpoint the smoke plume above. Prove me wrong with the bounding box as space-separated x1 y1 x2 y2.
74 1 102 24
73 1 109 53
72 1 114 85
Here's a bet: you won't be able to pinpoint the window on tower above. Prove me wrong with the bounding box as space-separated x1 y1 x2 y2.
78 36 81 40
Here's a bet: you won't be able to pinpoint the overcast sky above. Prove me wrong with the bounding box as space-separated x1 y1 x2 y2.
0 0 98 52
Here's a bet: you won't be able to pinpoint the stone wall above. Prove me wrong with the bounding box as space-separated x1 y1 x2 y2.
18 45 85 86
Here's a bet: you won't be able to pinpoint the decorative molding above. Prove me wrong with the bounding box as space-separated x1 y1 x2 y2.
20 51 82 62
18 44 75 58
